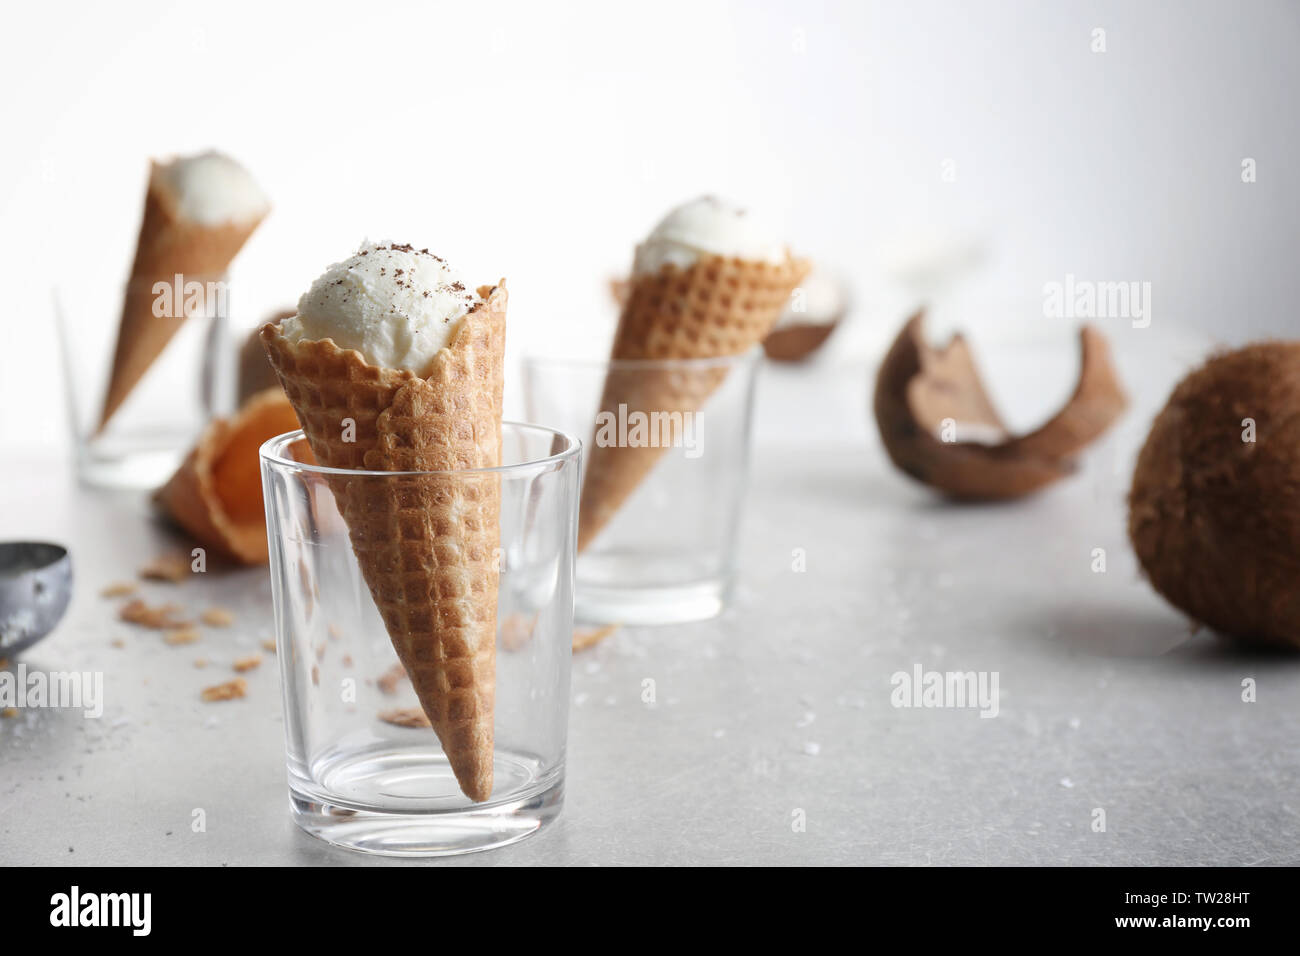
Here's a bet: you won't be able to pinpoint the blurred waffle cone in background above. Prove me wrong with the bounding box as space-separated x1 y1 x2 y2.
99 153 268 430
155 388 301 563
611 266 844 363
608 276 632 309
579 255 808 551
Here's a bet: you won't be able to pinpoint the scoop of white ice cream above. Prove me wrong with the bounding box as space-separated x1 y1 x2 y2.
279 242 481 376
633 196 788 276
155 150 269 226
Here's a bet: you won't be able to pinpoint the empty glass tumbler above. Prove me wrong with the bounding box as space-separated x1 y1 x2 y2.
523 350 761 625
56 274 235 488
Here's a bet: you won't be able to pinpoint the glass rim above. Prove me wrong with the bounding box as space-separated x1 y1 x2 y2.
521 346 762 373
259 420 582 478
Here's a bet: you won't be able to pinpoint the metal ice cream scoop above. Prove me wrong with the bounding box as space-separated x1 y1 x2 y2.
0 542 72 657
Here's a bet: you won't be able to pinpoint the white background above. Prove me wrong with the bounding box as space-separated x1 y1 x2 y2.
1 0 1296 451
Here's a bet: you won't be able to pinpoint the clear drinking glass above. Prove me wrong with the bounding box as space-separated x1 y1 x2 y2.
260 423 581 857
522 350 760 625
55 275 235 488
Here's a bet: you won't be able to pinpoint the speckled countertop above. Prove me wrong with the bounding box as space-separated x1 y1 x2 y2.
4 320 1298 866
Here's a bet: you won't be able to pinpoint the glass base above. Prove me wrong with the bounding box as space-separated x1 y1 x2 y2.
575 550 731 625
576 578 728 625
78 445 186 490
288 743 564 857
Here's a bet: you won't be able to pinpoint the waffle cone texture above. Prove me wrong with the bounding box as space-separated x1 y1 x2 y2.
578 255 809 551
261 284 507 802
100 161 265 430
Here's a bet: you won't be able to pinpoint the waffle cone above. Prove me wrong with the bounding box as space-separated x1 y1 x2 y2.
155 388 301 564
261 284 507 802
99 162 266 430
577 255 808 551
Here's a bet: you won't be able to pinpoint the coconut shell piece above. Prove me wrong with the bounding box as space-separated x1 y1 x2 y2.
762 268 848 362
873 312 1127 499
237 309 294 405
763 320 840 362
155 388 302 564
1129 343 1300 649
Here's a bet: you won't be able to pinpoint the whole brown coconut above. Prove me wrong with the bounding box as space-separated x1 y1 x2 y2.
1129 343 1300 648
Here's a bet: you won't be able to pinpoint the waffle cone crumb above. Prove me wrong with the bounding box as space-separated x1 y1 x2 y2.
379 707 432 729
201 678 246 702
139 554 190 582
376 664 408 695
573 624 620 652
163 627 200 646
201 608 234 627
121 600 191 630
500 613 537 652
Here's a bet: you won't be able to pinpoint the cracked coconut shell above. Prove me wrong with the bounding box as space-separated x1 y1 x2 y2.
1128 343 1300 648
873 313 1127 499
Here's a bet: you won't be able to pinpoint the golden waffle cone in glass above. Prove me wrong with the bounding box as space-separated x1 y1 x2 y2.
577 256 809 551
155 387 301 564
261 284 506 802
98 161 266 430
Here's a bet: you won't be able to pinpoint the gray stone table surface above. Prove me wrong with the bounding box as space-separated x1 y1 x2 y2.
3 320 1298 866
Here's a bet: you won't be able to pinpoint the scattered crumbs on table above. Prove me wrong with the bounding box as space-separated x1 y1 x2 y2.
200 678 247 702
